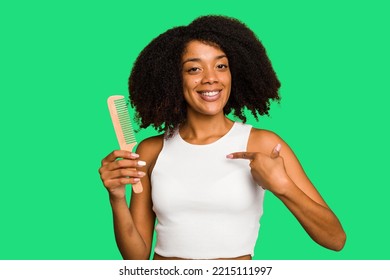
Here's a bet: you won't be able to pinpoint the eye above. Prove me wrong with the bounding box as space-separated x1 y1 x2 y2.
216 64 228 70
187 67 201 73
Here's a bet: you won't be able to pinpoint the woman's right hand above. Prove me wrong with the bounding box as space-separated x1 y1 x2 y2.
98 150 146 200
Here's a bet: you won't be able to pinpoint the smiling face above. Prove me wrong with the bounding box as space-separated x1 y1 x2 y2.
181 40 231 118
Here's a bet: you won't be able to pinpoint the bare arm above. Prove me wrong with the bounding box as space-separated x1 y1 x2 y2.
99 136 163 259
227 129 346 251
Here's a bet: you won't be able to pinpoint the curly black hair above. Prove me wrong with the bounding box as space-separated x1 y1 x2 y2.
129 15 281 135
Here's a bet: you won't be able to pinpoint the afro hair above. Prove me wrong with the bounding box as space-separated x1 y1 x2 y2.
129 15 281 135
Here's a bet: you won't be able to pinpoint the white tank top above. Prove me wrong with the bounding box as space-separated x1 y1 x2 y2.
151 122 265 259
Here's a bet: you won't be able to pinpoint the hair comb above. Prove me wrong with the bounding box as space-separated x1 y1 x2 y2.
107 95 143 193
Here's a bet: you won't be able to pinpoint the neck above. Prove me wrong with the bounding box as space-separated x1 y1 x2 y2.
179 111 234 144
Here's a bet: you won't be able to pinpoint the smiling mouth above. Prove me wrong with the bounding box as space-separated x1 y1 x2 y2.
197 90 221 97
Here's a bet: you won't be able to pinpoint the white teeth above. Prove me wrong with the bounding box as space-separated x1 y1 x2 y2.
201 91 219 97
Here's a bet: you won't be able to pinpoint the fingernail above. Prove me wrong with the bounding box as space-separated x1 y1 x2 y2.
275 143 281 152
133 178 140 182
137 160 146 167
131 153 140 158
138 171 146 176
226 154 233 159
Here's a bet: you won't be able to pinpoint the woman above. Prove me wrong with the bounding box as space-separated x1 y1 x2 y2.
98 15 346 260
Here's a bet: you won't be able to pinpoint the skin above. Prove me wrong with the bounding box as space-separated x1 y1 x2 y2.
98 40 346 260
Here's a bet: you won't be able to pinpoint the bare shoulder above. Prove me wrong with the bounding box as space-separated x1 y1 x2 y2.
136 134 164 161
247 127 285 154
249 126 327 205
137 134 164 152
248 127 297 163
136 134 164 175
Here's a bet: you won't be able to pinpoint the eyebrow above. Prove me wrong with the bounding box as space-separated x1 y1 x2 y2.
182 55 227 65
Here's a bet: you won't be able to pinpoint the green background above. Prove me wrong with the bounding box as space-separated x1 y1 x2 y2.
1 0 389 260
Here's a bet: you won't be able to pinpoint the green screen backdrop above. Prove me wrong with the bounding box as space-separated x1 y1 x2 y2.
1 0 389 260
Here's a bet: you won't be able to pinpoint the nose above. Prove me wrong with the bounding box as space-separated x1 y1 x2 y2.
201 68 218 84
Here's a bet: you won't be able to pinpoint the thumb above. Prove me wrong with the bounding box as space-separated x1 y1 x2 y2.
270 143 282 159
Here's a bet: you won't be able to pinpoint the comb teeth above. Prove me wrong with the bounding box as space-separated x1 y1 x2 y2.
113 98 136 144
107 95 143 193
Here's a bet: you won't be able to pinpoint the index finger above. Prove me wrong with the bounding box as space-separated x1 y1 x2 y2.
101 150 139 165
226 152 256 160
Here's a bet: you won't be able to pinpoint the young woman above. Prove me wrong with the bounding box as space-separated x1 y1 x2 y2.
98 15 346 260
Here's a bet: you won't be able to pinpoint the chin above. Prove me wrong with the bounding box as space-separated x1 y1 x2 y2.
194 107 225 116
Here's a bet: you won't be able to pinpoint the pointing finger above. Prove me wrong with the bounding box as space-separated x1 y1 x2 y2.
226 152 256 160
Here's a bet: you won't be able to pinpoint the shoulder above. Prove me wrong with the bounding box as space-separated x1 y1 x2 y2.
136 135 164 172
247 127 305 185
247 127 284 154
137 134 164 149
136 134 164 158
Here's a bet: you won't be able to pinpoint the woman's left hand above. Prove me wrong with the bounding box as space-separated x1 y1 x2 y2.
227 144 291 194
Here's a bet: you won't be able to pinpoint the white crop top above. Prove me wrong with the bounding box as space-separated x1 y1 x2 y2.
151 122 265 259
